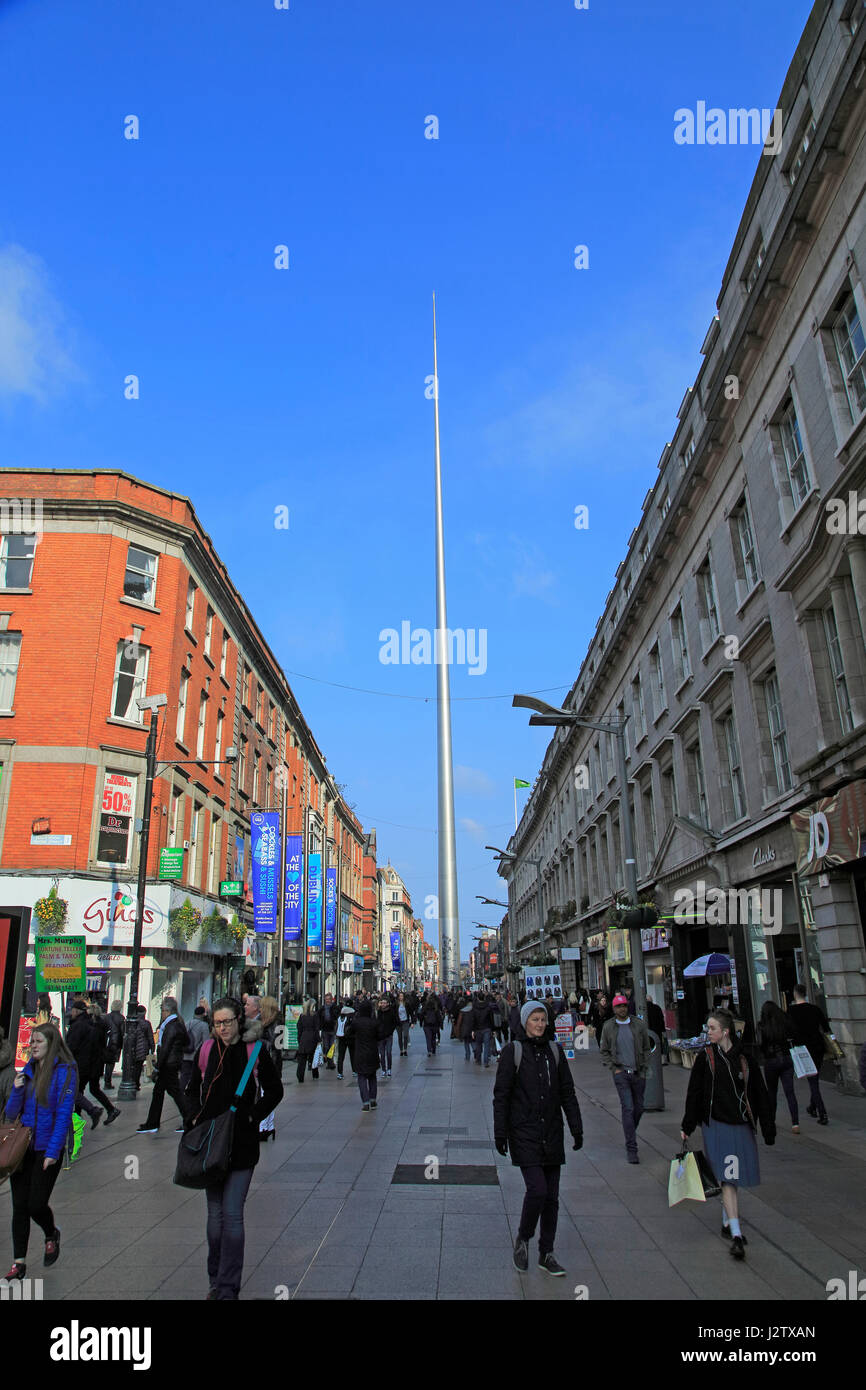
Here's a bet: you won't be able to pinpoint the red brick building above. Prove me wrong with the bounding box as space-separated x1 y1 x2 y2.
0 469 377 1016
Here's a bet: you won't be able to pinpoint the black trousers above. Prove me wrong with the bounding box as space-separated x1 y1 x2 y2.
423 1024 437 1055
336 1037 355 1074
517 1165 561 1255
10 1148 62 1258
86 1072 114 1112
296 1053 319 1082
143 1066 189 1128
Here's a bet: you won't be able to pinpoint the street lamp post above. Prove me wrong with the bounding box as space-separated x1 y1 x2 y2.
116 696 165 1103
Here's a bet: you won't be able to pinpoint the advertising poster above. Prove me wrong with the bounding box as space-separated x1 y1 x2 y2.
390 930 402 972
250 812 279 932
284 835 303 943
522 967 563 1000
325 866 337 951
34 935 86 992
307 852 322 950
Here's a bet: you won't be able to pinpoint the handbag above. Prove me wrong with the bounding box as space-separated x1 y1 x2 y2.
790 1043 818 1078
693 1148 722 1198
312 1043 324 1070
668 1145 705 1206
822 1030 844 1062
173 1041 262 1190
0 1115 33 1178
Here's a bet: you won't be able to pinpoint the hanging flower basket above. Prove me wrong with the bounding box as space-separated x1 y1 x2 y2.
34 885 68 936
168 898 203 943
203 911 247 952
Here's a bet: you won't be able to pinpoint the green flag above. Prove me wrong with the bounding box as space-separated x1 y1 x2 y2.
514 778 530 789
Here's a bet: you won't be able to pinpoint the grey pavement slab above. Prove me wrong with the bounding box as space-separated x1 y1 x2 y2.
2 1028 863 1302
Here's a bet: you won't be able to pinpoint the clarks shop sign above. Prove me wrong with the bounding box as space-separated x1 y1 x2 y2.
791 779 866 875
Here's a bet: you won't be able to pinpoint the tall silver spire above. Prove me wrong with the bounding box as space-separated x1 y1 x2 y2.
432 294 459 986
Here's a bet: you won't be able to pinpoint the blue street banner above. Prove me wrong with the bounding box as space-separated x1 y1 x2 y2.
308 852 322 950
390 930 402 972
325 866 337 950
251 812 279 932
284 835 303 943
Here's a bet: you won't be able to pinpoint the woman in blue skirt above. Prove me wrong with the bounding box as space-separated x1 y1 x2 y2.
680 1008 775 1260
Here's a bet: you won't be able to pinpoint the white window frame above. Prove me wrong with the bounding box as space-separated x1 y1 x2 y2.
0 534 37 589
123 545 158 606
204 606 214 657
688 739 709 825
822 606 854 734
96 770 138 868
196 694 208 760
632 674 646 741
763 672 792 794
208 814 221 894
220 632 228 678
177 671 189 743
671 605 691 684
734 498 761 593
649 642 666 719
722 711 746 821
111 640 149 723
214 709 224 765
0 633 22 712
185 579 196 632
697 560 722 647
778 399 811 508
833 291 866 422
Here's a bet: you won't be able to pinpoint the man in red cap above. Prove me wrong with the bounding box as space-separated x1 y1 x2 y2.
600 994 651 1163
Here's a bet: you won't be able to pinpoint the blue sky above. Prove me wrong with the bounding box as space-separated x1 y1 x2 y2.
0 0 815 961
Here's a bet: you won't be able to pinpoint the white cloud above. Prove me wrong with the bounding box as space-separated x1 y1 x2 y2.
0 244 81 403
454 765 497 797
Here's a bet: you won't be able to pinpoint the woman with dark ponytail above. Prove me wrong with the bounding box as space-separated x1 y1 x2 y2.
756 1000 799 1133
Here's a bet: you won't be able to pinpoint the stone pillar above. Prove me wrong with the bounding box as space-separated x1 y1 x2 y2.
808 873 866 1095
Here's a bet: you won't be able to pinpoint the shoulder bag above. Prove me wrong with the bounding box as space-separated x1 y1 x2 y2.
174 1041 262 1189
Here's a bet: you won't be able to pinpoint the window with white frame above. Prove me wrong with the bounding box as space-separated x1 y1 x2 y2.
204 606 214 657
618 699 629 760
822 605 854 734
833 291 866 422
697 558 722 647
744 238 765 294
0 633 21 712
605 731 615 781
642 783 657 866
242 666 251 709
721 711 747 822
123 545 157 605
640 539 650 565
238 736 247 792
196 694 208 760
220 632 228 678
659 491 671 519
670 605 691 684
214 708 224 765
632 673 646 740
176 670 189 742
252 752 260 803
762 671 792 793
778 398 812 508
682 434 696 467
0 535 37 589
185 579 196 632
190 804 202 885
649 642 666 719
111 640 149 722
169 787 183 847
208 814 221 894
786 110 816 187
731 496 761 594
687 738 709 824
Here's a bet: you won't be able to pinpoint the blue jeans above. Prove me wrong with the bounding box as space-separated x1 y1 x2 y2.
613 1071 645 1154
206 1167 254 1300
377 1037 393 1072
473 1029 492 1065
763 1056 799 1125
359 1072 378 1104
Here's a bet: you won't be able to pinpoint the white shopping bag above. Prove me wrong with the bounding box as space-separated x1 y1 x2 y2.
790 1044 817 1078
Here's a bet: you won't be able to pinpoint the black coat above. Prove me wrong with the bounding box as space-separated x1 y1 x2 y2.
296 1012 320 1055
472 1001 495 1032
185 1036 283 1171
420 1000 442 1028
346 1014 379 1074
788 1002 830 1069
493 1038 583 1166
156 1016 189 1073
376 1005 397 1038
105 1010 126 1058
67 1013 99 1077
681 1042 776 1144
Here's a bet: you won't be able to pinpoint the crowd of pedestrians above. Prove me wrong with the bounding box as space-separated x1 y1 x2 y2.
2 975 860 1298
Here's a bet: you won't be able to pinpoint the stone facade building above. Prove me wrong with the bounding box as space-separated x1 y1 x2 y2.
501 0 866 1091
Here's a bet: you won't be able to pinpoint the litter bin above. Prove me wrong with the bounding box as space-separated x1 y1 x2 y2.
643 1028 665 1111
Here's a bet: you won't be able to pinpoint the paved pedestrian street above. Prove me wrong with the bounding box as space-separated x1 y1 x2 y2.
2 1031 864 1304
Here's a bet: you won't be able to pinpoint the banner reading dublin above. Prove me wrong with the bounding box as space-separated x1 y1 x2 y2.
390 930 402 972
251 812 279 933
284 835 303 943
307 852 322 950
325 866 337 951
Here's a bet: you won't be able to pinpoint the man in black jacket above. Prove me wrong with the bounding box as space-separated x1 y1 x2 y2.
67 999 121 1125
319 994 340 1071
493 1001 583 1278
103 999 126 1089
471 992 496 1068
137 996 191 1134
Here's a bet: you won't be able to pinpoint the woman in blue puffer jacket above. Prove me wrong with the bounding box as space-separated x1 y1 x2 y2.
3 1023 77 1282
